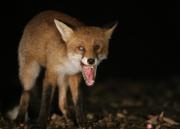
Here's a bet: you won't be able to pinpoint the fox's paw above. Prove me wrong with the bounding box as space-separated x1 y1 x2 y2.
15 123 28 129
78 121 87 128
66 112 75 121
76 114 87 128
15 115 25 124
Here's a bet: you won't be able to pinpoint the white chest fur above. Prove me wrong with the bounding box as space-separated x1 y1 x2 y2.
58 54 82 75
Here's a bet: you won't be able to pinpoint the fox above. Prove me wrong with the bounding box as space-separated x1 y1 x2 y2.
14 10 117 128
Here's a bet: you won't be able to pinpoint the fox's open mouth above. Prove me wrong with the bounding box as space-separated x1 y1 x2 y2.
81 63 97 86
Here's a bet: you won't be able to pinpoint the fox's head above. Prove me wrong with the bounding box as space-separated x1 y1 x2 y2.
54 19 117 86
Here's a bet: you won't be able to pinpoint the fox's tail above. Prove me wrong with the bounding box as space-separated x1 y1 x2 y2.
6 105 19 120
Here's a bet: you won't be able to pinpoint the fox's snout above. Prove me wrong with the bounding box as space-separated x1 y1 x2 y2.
81 57 98 66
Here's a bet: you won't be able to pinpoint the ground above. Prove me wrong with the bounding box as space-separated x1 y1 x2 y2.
0 77 180 129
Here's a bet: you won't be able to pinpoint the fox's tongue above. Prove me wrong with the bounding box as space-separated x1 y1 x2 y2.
82 65 95 86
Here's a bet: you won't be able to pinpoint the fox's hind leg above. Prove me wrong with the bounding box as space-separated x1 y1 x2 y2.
35 70 57 128
16 61 40 123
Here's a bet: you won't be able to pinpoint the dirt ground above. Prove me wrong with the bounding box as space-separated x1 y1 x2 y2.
0 77 180 129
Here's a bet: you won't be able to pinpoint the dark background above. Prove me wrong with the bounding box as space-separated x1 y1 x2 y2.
0 0 178 110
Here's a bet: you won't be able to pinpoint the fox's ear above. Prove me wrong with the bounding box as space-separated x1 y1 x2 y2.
54 19 74 42
104 21 118 40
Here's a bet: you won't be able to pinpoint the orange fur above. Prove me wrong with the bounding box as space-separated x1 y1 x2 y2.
16 10 117 127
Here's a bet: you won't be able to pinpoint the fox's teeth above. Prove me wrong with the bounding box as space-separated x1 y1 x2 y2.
81 64 97 86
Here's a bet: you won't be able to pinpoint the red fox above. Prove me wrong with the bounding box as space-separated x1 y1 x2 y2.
14 10 117 128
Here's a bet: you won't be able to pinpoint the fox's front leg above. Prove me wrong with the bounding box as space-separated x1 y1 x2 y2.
57 75 72 119
69 74 86 127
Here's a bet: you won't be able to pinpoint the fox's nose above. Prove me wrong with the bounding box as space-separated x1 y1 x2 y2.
87 58 95 65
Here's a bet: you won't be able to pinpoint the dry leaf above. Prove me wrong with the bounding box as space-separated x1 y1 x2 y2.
147 116 158 125
163 117 180 125
147 111 180 129
159 112 164 121
117 112 126 118
155 125 161 129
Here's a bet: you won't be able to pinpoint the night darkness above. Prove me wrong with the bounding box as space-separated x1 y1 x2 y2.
1 0 178 80
0 0 179 128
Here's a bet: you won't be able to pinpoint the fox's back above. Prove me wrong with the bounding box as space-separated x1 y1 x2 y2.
18 10 83 66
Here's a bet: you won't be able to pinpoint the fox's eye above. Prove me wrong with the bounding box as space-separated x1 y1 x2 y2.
94 45 100 51
78 46 85 52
